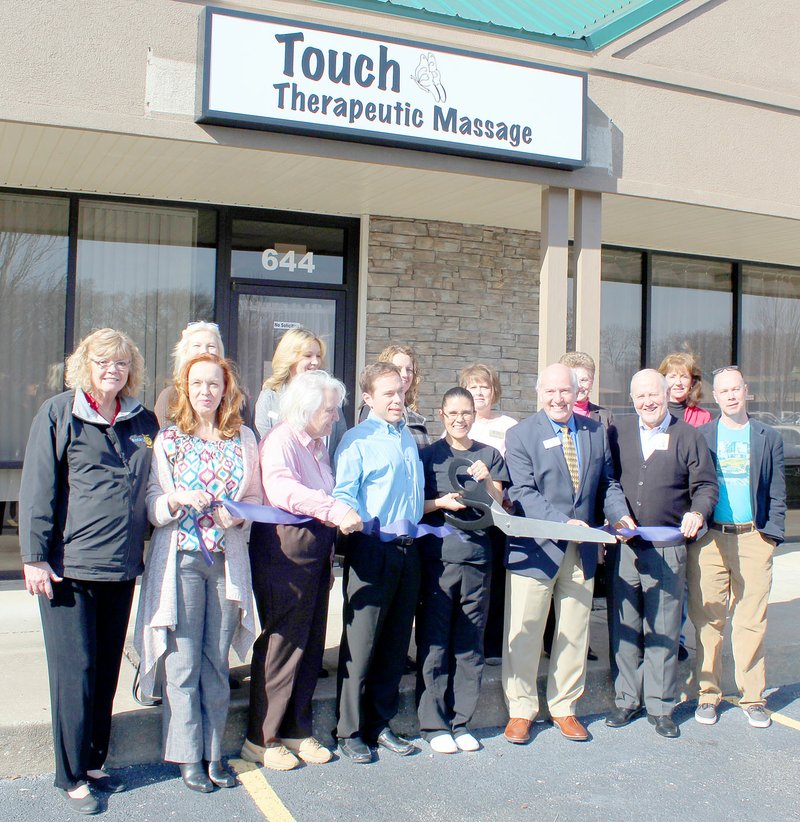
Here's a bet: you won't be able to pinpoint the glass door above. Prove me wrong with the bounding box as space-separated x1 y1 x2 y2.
230 285 347 421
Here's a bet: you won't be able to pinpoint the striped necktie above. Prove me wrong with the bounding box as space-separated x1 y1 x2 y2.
559 424 580 491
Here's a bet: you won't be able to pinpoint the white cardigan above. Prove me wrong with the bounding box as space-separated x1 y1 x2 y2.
134 425 263 696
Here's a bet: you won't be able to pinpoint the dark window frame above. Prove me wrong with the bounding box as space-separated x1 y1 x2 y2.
0 187 361 468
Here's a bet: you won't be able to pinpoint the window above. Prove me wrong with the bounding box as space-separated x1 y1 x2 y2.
599 249 642 414
231 219 345 284
741 264 800 424
650 254 733 399
0 194 69 462
75 201 217 409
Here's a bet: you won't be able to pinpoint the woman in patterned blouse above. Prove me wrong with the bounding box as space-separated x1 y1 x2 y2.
135 354 263 793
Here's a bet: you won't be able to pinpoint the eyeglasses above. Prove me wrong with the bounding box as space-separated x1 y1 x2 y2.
712 365 740 375
442 411 475 420
91 358 130 371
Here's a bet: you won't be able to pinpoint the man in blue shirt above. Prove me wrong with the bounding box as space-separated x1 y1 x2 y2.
690 367 785 729
333 361 424 763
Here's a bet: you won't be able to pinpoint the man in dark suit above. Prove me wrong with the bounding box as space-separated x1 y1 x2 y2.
689 367 785 729
502 363 632 744
606 369 717 738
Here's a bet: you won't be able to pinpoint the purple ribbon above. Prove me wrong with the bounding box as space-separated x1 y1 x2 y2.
189 510 220 567
210 500 467 543
604 524 685 543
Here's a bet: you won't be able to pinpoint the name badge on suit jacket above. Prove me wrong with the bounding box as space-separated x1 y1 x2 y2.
653 433 670 451
543 436 561 449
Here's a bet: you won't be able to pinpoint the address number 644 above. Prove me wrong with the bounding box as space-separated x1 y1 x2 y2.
261 249 316 274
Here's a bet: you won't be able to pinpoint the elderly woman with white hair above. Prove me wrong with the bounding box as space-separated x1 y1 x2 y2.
153 322 224 427
241 370 363 772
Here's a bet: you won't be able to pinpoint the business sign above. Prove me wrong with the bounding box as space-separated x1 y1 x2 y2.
197 7 586 168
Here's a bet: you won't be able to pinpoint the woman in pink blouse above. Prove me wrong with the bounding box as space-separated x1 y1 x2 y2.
241 370 363 771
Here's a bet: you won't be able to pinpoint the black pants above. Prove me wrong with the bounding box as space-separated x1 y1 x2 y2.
38 577 136 789
248 522 333 744
335 533 420 741
416 559 490 738
482 529 507 659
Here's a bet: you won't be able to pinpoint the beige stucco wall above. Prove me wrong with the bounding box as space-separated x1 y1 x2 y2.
0 0 798 223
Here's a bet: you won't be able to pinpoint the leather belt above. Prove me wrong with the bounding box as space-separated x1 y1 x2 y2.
713 522 755 535
391 535 415 547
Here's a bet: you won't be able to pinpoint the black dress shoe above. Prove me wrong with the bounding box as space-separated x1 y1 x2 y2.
338 736 373 764
208 760 236 788
87 771 126 793
605 706 644 728
58 789 100 815
376 729 415 756
179 762 214 792
648 714 679 738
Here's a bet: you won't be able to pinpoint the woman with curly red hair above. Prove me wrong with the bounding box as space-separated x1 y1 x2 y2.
136 354 263 793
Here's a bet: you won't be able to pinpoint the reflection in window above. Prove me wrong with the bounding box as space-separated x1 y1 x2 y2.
0 194 69 462
75 202 216 409
599 249 642 414
650 255 732 400
236 294 337 408
742 265 800 422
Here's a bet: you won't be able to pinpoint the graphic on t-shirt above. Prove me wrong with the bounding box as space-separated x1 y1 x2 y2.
714 424 752 523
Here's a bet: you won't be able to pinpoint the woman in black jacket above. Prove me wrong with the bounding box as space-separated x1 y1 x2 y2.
19 328 158 815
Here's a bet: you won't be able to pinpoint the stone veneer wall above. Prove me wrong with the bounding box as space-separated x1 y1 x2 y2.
366 216 541 438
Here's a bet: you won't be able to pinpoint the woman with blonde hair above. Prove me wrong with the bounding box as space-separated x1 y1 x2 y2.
458 363 517 455
254 327 334 437
19 328 158 814
360 344 430 449
136 354 262 793
153 322 224 427
658 351 712 428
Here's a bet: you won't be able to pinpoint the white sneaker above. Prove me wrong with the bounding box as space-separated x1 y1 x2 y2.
454 733 480 752
743 705 771 728
429 734 458 754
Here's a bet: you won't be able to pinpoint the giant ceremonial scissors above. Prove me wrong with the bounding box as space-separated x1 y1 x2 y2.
443 458 616 545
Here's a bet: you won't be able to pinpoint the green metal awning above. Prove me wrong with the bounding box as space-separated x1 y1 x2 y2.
313 0 687 51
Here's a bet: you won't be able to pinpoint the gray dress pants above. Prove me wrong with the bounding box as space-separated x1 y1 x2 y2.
163 552 238 763
610 540 687 717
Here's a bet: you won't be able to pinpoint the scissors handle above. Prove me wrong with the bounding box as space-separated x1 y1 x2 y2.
444 457 495 531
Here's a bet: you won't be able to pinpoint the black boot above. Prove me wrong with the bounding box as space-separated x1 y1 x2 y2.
208 760 236 788
179 762 214 793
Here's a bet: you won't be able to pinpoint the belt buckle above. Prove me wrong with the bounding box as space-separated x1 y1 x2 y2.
397 535 414 547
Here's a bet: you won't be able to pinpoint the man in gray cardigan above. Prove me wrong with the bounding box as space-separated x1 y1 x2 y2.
606 369 718 738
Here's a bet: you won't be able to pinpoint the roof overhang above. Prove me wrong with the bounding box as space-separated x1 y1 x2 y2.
1 119 798 268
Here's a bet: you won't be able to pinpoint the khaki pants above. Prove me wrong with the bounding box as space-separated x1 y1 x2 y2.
687 528 774 708
502 543 593 719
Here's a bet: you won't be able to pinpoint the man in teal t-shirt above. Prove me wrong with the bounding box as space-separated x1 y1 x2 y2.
690 368 786 730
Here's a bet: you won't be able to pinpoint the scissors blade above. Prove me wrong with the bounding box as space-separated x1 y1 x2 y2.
488 503 616 544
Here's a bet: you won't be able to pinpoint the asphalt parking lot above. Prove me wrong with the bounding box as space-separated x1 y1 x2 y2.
4 684 799 822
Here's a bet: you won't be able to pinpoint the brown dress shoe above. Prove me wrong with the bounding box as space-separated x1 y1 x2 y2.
503 717 533 744
550 715 590 741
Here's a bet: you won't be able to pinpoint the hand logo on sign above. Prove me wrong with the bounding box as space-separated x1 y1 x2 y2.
412 53 446 104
